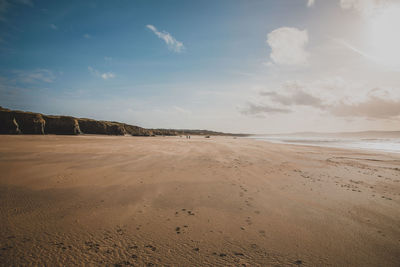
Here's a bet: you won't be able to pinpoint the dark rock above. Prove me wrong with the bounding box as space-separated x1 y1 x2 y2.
43 115 81 135
77 119 108 135
123 123 152 136
0 107 45 134
105 122 126 135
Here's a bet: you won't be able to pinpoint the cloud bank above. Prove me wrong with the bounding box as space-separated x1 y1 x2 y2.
260 90 324 109
241 102 291 115
241 80 400 120
332 96 400 118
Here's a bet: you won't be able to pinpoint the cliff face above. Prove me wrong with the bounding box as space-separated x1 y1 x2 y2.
77 119 108 135
77 119 153 136
0 108 45 134
43 115 81 135
0 107 245 136
0 107 152 136
122 123 151 136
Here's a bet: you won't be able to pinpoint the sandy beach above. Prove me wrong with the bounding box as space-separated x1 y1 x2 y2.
0 135 399 266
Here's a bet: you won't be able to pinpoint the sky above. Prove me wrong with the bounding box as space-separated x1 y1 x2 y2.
0 0 399 134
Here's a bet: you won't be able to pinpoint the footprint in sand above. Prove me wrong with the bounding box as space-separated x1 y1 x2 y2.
250 243 258 249
245 217 252 225
187 210 195 215
145 244 157 251
234 252 244 256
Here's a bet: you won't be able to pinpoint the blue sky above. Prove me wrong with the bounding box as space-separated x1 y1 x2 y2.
1 0 399 133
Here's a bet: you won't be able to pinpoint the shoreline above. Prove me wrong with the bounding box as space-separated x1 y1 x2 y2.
244 136 400 155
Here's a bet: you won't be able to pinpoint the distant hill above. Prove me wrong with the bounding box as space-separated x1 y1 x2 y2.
0 106 247 137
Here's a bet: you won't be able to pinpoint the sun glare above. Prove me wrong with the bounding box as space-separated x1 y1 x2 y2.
367 4 400 69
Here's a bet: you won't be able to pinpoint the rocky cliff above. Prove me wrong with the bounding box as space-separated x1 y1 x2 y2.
0 108 45 134
0 107 245 136
43 115 82 135
0 107 150 136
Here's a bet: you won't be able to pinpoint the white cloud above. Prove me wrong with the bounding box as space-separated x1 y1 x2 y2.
83 33 91 39
50 24 58 30
308 0 395 15
266 27 309 66
329 3 400 71
339 0 394 15
146 24 184 53
101 72 115 80
13 69 55 83
88 66 115 80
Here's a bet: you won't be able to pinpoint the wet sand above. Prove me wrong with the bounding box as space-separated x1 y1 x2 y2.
0 135 399 266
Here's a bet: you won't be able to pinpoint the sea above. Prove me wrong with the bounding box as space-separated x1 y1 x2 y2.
246 135 400 153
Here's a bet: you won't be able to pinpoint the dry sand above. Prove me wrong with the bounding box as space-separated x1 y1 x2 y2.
0 135 399 266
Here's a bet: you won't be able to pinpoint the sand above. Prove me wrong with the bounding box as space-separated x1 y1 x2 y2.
0 135 399 266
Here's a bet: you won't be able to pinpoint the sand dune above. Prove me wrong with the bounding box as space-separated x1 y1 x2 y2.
0 135 399 266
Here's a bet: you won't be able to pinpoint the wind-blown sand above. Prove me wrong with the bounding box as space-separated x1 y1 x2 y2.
0 135 399 266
